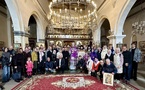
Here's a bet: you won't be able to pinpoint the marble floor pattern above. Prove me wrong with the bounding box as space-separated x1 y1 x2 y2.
0 63 145 90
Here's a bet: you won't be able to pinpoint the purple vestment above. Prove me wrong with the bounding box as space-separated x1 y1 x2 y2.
90 51 97 61
69 47 78 70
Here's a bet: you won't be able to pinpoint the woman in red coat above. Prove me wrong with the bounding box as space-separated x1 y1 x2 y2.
91 58 100 77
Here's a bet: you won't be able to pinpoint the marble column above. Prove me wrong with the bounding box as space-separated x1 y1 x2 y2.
107 35 126 48
6 8 12 47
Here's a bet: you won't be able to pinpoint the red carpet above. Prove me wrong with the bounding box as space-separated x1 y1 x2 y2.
12 74 139 90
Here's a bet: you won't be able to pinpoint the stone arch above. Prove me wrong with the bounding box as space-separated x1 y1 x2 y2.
92 16 111 45
27 11 44 42
115 0 136 35
98 17 111 46
5 0 23 31
98 16 111 29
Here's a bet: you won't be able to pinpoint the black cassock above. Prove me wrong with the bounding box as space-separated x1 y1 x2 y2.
62 51 70 70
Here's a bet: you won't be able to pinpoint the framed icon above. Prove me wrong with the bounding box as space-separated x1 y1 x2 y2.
103 73 114 86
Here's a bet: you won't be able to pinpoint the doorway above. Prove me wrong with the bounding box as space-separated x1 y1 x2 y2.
28 15 37 48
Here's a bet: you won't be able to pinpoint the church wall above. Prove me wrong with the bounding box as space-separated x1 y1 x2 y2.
123 3 145 48
14 0 48 41
93 0 135 47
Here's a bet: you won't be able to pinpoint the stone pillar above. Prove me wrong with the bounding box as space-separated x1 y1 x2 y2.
107 35 126 48
6 8 12 47
14 31 29 49
36 40 45 47
92 28 101 46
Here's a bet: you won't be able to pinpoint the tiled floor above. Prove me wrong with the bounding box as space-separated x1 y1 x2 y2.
1 63 145 90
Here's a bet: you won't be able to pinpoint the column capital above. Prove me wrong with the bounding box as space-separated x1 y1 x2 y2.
14 31 30 37
107 34 126 48
107 35 126 40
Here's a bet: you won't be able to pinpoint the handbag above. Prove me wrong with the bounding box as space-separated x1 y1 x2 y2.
12 70 21 80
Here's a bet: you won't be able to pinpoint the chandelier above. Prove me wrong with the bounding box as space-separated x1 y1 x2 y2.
48 0 97 31
132 21 145 35
132 6 145 35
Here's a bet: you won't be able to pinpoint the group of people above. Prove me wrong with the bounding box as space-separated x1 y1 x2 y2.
0 42 141 89
83 42 141 84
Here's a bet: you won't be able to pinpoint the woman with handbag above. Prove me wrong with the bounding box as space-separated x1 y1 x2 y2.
13 48 24 82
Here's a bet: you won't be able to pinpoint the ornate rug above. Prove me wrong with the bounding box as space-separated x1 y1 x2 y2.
12 74 139 90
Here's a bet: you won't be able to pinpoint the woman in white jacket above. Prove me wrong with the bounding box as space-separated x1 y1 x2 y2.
86 56 93 75
101 45 108 60
114 48 124 83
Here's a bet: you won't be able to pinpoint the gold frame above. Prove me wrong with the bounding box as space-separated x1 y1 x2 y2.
103 73 114 86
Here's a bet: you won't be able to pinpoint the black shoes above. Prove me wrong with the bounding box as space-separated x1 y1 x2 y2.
133 78 137 81
0 85 5 90
15 79 20 82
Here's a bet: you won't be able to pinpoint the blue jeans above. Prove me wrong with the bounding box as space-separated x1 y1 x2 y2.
123 64 132 81
45 68 54 73
2 65 10 82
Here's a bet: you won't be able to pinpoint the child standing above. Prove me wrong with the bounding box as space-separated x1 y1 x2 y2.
25 57 33 78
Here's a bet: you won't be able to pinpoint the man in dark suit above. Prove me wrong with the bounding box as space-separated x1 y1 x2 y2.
122 46 132 83
37 48 45 74
47 46 53 61
62 47 70 70
56 53 65 74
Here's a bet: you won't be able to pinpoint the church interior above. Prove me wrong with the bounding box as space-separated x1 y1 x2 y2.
0 0 145 90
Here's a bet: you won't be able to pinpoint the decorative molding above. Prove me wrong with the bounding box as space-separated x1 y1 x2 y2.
39 39 45 41
97 0 109 12
33 0 49 23
14 31 30 37
46 38 92 41
97 0 107 11
107 35 126 39
112 0 118 8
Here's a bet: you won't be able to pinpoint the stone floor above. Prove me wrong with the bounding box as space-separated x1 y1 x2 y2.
0 63 145 90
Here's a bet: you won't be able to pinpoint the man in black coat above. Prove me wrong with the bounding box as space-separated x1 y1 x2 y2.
13 48 24 82
37 48 46 74
122 46 132 82
97 47 102 61
47 46 53 61
62 47 70 70
76 55 86 72
56 53 65 74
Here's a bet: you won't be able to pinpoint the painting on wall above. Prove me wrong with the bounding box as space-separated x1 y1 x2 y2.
56 41 62 46
139 41 145 51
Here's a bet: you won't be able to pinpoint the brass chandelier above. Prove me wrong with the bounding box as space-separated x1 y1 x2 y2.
48 0 97 31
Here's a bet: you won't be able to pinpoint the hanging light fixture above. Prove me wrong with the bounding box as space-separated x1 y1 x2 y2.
132 3 145 35
49 0 97 31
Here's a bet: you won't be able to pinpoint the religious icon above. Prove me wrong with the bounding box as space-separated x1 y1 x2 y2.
103 73 114 86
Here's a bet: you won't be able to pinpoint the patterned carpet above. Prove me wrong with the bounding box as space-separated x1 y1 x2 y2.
12 74 139 90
